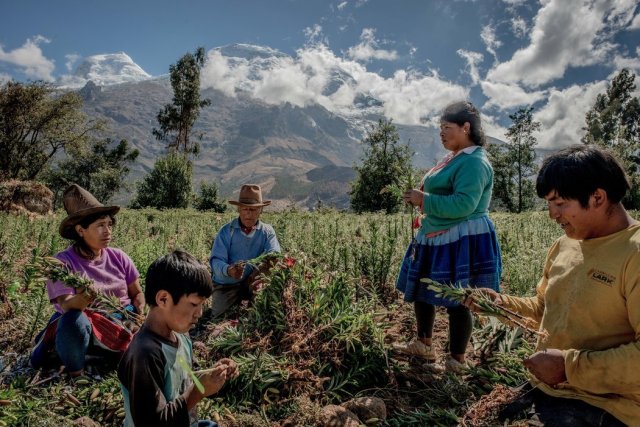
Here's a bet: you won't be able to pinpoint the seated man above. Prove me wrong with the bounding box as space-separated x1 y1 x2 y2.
466 145 639 426
209 184 281 318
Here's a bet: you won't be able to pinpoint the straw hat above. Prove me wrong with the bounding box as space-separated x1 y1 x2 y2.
228 184 271 208
59 184 120 239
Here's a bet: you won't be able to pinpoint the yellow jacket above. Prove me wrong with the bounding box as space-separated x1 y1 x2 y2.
500 224 640 426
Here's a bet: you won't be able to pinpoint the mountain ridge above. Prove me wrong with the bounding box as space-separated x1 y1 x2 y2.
64 45 473 209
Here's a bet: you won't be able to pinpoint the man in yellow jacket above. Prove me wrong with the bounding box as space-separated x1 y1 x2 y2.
467 145 639 426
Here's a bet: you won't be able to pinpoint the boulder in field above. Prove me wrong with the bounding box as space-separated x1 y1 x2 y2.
342 396 387 424
319 404 361 427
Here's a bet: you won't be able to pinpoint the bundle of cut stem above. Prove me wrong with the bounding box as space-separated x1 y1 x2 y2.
234 252 283 273
28 256 144 326
421 278 545 337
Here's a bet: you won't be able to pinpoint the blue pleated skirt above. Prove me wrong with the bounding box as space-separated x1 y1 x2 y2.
396 215 502 307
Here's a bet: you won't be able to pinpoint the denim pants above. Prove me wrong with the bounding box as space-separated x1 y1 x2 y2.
500 383 627 427
55 309 92 372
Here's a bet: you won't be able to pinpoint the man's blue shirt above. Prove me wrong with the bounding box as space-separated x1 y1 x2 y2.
209 218 281 285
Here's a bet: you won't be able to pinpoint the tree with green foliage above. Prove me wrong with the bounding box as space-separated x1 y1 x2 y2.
44 139 139 207
0 81 101 181
153 47 211 155
350 119 413 214
131 152 193 209
486 143 515 212
582 68 640 208
488 107 539 212
194 180 226 212
505 107 539 212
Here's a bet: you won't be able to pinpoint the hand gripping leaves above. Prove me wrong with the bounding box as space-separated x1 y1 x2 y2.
421 278 546 337
27 256 144 326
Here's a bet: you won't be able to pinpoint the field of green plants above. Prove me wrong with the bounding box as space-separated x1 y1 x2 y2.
0 208 574 426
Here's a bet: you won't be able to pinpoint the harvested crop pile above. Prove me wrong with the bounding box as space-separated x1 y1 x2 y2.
461 383 522 426
0 180 53 216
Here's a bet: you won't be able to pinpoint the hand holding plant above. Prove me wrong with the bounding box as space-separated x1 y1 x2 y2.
196 363 228 396
28 256 145 326
422 278 545 337
227 263 245 279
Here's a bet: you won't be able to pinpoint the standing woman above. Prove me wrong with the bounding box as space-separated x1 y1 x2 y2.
393 101 501 372
30 184 144 376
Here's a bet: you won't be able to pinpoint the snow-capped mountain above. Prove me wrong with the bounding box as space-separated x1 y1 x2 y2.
216 43 289 61
65 44 449 208
58 52 151 88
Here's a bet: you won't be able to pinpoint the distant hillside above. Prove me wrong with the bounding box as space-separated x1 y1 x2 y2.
78 76 447 209
54 43 557 210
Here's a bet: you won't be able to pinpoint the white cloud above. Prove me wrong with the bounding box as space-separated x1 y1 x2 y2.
346 28 398 61
0 35 55 80
481 80 547 110
607 0 638 28
510 16 528 38
337 1 348 10
0 72 12 84
252 57 317 107
201 50 250 97
457 49 484 85
65 53 80 71
532 81 608 149
613 46 640 76
480 25 502 63
368 69 469 124
487 0 637 87
200 43 468 125
613 47 640 75
304 24 324 44
481 113 508 142
501 0 527 5
630 12 640 29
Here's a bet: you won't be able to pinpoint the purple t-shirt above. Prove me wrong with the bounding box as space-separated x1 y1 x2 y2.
46 246 139 314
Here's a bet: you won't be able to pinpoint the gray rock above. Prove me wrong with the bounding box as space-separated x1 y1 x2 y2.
319 404 361 427
72 416 100 427
342 396 387 424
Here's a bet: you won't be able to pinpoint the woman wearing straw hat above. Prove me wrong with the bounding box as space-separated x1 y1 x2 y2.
209 184 281 318
30 184 144 377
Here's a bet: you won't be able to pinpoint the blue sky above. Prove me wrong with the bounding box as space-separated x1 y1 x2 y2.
1 0 639 148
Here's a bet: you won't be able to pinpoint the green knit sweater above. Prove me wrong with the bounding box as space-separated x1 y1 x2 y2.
420 147 493 234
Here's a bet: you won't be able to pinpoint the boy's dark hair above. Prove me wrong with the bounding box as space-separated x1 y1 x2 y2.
440 100 486 146
72 213 117 259
145 250 213 306
536 145 630 208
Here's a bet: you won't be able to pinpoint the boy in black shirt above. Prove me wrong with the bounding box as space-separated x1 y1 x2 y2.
118 250 237 426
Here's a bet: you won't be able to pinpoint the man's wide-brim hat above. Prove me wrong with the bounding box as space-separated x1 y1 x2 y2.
229 184 271 208
59 184 120 240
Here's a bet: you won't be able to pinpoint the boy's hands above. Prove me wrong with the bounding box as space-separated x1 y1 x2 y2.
216 358 239 379
197 364 227 397
196 358 239 397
